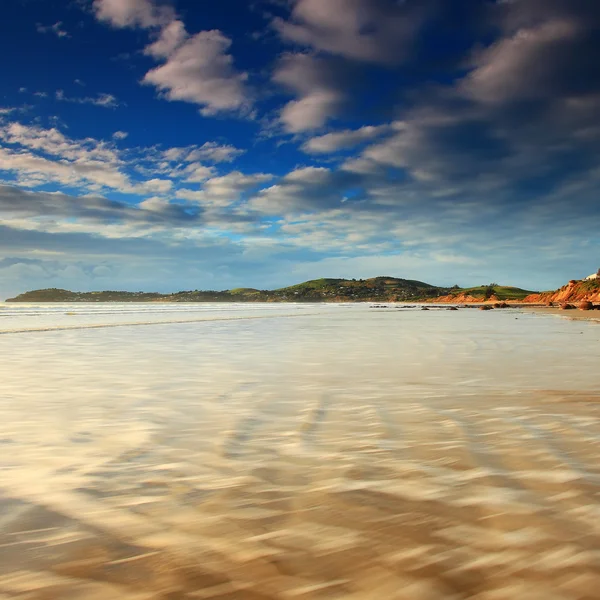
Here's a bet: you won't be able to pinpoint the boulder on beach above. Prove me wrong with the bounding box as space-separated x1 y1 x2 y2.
579 301 594 311
479 305 493 310
421 307 430 311
494 302 510 308
447 307 459 311
560 303 575 310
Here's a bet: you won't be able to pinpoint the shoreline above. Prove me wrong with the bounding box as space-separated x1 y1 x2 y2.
517 305 600 321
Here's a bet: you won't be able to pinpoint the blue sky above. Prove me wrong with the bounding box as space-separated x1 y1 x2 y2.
1 0 599 297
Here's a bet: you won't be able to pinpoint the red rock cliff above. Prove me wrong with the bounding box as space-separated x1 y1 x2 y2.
524 279 600 304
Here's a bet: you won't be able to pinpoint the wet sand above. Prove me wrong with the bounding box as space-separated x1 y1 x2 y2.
1 304 600 599
519 306 600 322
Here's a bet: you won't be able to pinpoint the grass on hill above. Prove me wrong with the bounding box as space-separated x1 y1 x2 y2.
276 276 436 293
276 278 344 292
228 288 261 294
456 285 536 300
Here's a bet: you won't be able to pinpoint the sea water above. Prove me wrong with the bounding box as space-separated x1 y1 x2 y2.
1 303 599 599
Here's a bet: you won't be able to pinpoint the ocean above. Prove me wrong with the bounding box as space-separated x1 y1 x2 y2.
1 303 599 599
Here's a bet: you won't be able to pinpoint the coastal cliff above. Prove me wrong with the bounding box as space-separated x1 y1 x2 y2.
426 285 534 303
523 279 600 304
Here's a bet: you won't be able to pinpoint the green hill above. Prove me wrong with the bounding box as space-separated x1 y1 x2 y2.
454 285 536 300
6 277 447 303
228 288 262 295
272 276 440 301
5 279 538 303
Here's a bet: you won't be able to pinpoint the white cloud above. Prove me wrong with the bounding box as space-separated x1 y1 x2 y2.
184 163 215 182
186 142 244 163
138 178 173 194
143 30 250 116
0 146 130 191
175 171 273 207
273 0 424 65
93 0 174 29
0 122 119 163
250 166 356 214
273 53 345 132
112 131 129 140
138 195 170 211
36 21 69 38
302 124 392 153
56 90 121 108
0 122 170 195
462 19 580 104
93 0 251 117
144 19 187 58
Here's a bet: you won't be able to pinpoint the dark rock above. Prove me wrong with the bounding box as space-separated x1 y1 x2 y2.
579 301 594 311
560 303 575 310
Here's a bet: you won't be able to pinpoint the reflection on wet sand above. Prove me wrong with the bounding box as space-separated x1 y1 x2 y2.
1 305 599 599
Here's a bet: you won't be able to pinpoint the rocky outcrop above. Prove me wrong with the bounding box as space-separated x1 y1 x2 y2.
524 279 600 304
428 293 485 304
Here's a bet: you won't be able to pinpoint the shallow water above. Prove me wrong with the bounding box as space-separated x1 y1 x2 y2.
1 303 599 599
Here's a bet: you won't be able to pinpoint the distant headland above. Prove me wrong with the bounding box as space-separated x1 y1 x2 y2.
5 277 537 303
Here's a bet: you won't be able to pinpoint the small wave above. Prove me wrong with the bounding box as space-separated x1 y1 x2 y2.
0 311 323 335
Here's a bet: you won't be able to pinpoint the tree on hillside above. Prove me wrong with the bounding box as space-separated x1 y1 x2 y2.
484 283 498 300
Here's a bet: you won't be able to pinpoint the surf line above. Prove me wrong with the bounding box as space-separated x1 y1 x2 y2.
0 312 325 335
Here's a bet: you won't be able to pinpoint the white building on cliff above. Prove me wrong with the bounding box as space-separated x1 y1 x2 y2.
584 269 599 280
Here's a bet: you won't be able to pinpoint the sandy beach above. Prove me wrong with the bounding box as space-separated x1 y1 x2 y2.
518 306 600 322
1 303 600 599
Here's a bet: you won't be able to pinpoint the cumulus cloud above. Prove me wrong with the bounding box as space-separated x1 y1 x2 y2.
182 163 215 183
0 145 130 191
251 166 361 214
273 0 426 65
302 124 393 153
0 122 175 194
462 19 587 104
144 19 187 58
186 142 245 163
175 172 273 207
273 53 349 132
93 0 174 29
143 30 250 116
93 0 251 116
0 121 251 199
361 113 511 183
0 122 119 163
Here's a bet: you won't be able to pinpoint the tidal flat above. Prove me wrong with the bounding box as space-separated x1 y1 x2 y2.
1 303 599 599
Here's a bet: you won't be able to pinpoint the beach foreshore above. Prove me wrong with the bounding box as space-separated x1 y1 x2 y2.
421 300 600 321
1 304 600 599
518 305 600 321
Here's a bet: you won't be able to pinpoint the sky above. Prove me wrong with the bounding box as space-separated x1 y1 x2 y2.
1 0 599 298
